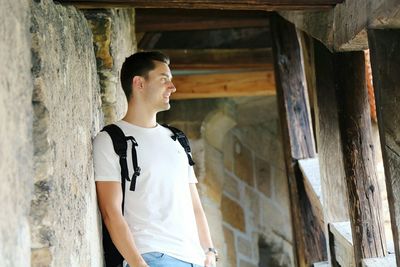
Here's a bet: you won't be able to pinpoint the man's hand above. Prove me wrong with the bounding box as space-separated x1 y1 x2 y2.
204 252 216 267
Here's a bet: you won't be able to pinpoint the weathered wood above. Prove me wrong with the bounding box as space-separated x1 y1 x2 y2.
270 14 326 267
313 39 349 267
161 48 273 70
59 0 343 10
136 9 269 32
335 51 386 266
171 70 275 100
280 0 400 52
368 29 400 267
330 222 355 267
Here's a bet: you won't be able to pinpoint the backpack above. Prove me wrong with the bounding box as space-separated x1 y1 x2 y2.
99 123 195 267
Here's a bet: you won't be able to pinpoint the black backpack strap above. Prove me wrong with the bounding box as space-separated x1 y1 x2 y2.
101 124 140 192
126 136 141 191
162 124 195 166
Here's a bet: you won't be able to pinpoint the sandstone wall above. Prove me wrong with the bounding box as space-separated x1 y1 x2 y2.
0 0 33 266
30 1 103 266
161 96 294 267
84 9 136 124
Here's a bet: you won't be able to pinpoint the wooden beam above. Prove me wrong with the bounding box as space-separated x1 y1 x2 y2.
136 9 269 32
59 0 344 10
335 51 386 266
171 70 275 100
270 14 326 267
313 39 349 267
368 29 400 267
158 48 273 70
280 0 400 52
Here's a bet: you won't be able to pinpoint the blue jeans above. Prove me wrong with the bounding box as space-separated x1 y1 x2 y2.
127 252 203 267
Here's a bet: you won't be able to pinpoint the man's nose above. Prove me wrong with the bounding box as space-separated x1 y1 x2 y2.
168 81 176 93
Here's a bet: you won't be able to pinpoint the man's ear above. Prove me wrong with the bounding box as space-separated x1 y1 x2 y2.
132 76 144 92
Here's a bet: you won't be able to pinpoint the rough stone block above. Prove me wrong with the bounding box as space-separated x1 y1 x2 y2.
223 172 240 200
233 136 254 187
222 195 246 232
244 187 260 228
239 259 258 267
223 132 234 172
255 156 272 198
0 0 33 266
273 168 291 215
223 226 237 267
238 236 253 258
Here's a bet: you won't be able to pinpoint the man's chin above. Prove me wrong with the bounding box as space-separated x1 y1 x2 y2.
158 103 171 112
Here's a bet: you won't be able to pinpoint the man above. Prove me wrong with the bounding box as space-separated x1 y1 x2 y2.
93 51 217 267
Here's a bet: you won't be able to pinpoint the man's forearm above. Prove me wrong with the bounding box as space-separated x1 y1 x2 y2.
104 214 147 267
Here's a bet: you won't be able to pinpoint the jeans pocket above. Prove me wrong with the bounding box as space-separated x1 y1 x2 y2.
142 252 165 264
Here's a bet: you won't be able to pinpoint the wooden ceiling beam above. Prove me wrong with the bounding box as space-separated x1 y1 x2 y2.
59 0 344 10
159 48 273 70
171 70 275 100
136 9 269 32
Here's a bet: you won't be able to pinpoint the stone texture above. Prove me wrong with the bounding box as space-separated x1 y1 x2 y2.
223 132 234 172
255 156 272 198
0 0 33 266
233 136 254 186
201 144 224 204
222 195 246 232
84 8 136 124
30 1 104 266
261 198 292 242
244 187 260 228
204 110 236 151
223 226 237 267
239 259 258 267
273 168 291 217
238 236 253 258
224 172 240 200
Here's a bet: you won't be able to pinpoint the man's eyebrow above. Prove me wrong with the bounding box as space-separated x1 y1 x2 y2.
160 73 172 79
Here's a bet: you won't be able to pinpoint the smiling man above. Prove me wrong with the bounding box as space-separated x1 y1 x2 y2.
93 52 217 267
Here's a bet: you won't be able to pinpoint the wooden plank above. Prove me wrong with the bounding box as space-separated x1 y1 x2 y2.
136 9 269 32
362 255 396 267
270 14 326 267
368 29 400 267
313 39 349 267
160 48 273 70
298 158 322 202
171 70 275 100
330 222 355 267
59 0 344 10
335 51 386 265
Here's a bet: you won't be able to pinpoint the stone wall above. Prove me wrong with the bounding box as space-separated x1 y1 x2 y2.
84 9 136 124
0 0 33 266
1 0 136 265
30 1 103 266
160 96 294 267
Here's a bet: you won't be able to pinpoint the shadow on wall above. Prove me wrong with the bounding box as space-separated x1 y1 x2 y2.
258 236 291 267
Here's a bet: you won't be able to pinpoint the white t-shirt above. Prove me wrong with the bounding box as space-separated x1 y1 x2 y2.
93 120 205 266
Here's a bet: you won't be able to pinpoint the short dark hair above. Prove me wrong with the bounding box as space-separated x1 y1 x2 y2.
120 51 170 101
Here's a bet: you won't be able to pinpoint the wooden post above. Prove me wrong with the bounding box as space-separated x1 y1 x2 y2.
270 14 327 267
335 51 387 266
368 29 400 266
313 39 349 266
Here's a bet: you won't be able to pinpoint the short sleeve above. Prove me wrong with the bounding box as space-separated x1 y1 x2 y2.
93 131 121 182
188 165 198 184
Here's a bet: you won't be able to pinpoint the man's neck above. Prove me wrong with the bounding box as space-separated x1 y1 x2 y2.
123 105 157 128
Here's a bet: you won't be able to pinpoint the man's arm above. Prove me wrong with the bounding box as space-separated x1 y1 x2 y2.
96 181 148 267
189 183 217 266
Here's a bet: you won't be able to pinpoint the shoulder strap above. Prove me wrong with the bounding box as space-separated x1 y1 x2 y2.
162 124 195 166
101 124 140 194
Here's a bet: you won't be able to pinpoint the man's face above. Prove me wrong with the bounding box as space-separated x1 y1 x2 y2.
141 61 176 112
